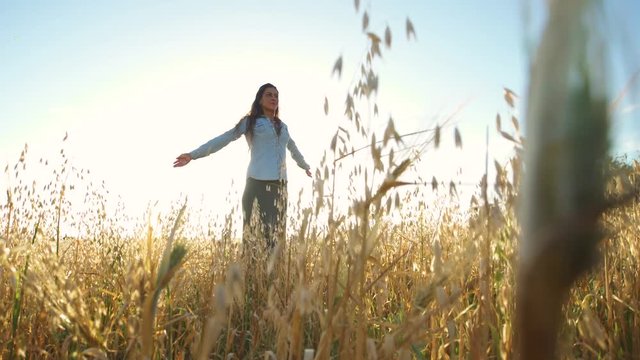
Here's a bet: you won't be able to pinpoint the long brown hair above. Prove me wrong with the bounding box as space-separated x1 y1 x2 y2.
235 83 282 144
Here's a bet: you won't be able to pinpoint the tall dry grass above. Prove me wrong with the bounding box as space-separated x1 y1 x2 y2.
0 138 638 359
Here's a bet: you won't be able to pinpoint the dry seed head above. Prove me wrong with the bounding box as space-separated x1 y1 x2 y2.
454 127 462 148
332 56 343 78
511 115 520 131
405 18 416 40
503 87 517 108
384 25 392 49
362 12 369 31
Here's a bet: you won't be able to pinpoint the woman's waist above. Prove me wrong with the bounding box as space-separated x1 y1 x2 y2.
246 161 287 182
246 177 287 186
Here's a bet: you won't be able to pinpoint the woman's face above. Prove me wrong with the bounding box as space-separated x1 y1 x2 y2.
260 87 279 115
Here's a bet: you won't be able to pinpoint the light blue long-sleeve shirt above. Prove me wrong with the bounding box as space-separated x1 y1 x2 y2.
189 116 310 181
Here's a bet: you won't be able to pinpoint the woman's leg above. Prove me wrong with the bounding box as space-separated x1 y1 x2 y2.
241 178 259 248
258 183 281 249
274 184 287 246
242 179 287 250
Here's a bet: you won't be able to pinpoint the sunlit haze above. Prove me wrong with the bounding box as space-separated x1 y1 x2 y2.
2 1 639 236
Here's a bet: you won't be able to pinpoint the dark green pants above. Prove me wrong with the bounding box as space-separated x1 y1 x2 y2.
241 177 287 249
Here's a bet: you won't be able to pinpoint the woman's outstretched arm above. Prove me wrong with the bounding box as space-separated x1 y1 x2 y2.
173 117 247 167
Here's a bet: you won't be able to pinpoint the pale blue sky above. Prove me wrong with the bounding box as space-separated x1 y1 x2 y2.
1 1 638 225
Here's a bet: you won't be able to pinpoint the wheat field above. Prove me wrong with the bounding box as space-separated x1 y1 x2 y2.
1 109 639 359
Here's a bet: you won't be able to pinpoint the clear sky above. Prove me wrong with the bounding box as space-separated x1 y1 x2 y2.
1 1 639 231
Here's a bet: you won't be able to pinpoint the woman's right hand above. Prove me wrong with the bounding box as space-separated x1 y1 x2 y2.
173 153 192 167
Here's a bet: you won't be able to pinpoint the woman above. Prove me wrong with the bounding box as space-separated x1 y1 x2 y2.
173 83 312 249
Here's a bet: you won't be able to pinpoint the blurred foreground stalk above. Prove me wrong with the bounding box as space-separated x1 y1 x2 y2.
518 0 609 358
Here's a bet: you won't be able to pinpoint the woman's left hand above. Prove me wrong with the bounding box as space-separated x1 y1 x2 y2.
305 169 312 178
